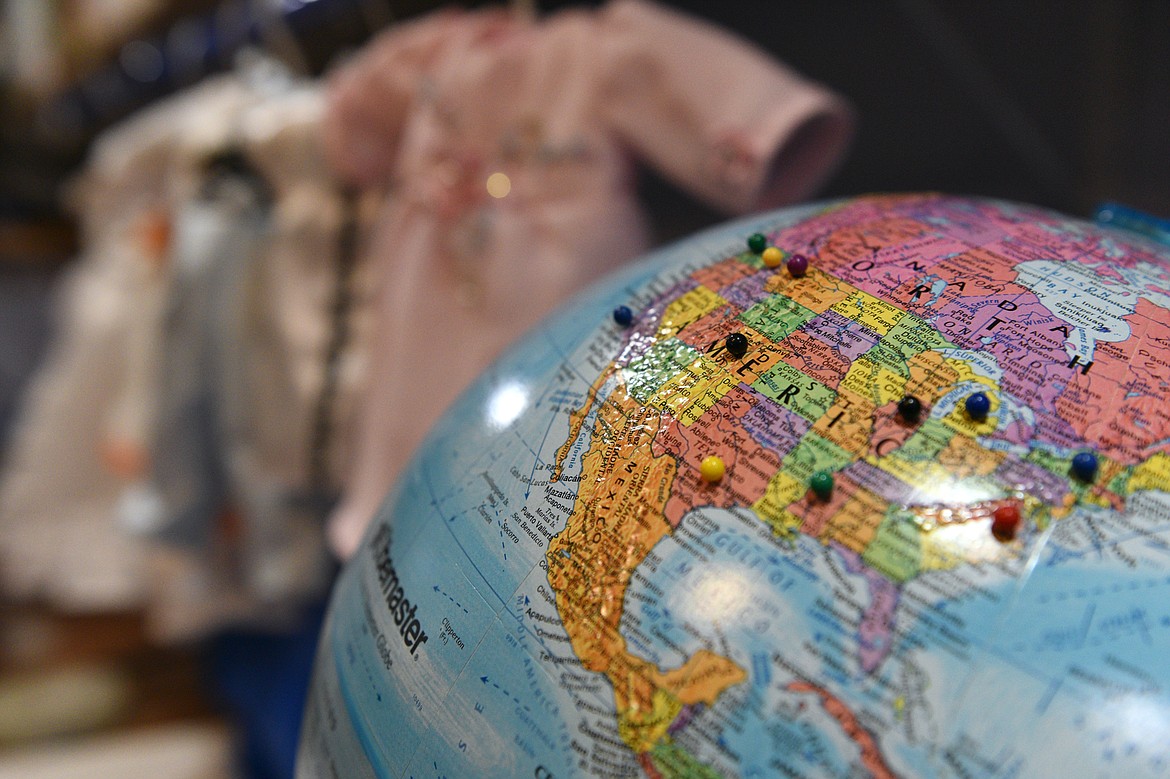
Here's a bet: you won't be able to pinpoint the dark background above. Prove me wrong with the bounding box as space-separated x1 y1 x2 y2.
5 0 1169 225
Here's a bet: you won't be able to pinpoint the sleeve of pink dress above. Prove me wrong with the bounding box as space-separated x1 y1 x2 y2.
597 0 854 213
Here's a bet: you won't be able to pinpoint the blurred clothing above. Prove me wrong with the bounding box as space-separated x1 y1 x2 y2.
0 72 369 640
0 78 251 612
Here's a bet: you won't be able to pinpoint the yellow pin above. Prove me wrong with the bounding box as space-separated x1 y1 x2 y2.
700 455 726 483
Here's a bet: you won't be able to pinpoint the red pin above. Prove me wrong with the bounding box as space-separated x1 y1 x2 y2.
991 503 1021 541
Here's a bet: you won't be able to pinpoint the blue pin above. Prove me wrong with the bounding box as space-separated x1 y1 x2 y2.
965 391 991 420
613 305 633 327
1071 451 1099 482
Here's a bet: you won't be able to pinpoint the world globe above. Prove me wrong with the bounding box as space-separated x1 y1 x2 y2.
297 194 1170 778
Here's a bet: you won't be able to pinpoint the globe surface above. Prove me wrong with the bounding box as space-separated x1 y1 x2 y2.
298 194 1170 778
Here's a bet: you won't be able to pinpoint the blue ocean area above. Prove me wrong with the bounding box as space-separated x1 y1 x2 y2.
885 544 1170 776
620 506 873 776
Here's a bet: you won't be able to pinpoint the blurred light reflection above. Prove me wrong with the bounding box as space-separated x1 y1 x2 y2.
1093 695 1170 754
918 478 997 508
486 172 511 199
682 566 753 624
486 381 529 430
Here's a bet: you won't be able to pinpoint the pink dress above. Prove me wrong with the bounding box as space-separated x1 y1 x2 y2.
323 0 854 557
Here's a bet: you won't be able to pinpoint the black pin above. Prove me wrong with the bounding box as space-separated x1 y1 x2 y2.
897 395 923 423
725 332 749 358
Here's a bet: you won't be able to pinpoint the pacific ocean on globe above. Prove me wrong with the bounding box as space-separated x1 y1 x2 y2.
298 194 1170 778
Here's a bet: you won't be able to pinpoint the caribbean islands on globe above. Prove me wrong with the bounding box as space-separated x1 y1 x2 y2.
297 194 1170 778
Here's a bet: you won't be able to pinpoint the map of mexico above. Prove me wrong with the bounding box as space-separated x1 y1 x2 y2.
298 194 1170 778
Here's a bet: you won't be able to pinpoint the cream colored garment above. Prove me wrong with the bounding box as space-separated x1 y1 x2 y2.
225 88 372 603
0 75 371 638
0 78 253 611
324 0 854 557
147 86 374 638
143 83 375 639
231 86 373 528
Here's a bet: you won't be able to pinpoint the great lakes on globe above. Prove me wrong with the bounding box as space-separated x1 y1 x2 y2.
297 194 1170 778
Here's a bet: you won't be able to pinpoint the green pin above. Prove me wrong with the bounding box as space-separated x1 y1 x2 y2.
747 233 767 254
810 471 834 501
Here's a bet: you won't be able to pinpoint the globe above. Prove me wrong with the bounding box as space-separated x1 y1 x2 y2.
297 194 1170 778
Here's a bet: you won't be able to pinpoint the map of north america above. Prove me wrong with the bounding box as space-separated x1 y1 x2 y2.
544 194 1170 776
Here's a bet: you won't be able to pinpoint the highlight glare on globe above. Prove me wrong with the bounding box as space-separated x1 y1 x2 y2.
298 194 1170 778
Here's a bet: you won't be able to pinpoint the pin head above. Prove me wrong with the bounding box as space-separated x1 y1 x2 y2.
810 471 834 500
761 246 783 268
613 305 633 327
700 455 725 483
965 391 991 420
897 395 923 423
725 332 749 358
1071 451 1099 482
991 503 1021 541
747 233 767 254
786 253 809 277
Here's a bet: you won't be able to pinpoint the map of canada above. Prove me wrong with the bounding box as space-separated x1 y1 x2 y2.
298 195 1170 779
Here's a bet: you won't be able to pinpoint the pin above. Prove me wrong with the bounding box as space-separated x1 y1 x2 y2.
613 305 633 327
810 471 834 501
991 503 1021 541
897 395 923 423
700 456 725 483
725 332 749 358
1071 451 1099 482
747 233 767 254
761 246 783 268
786 253 809 277
965 391 991 420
